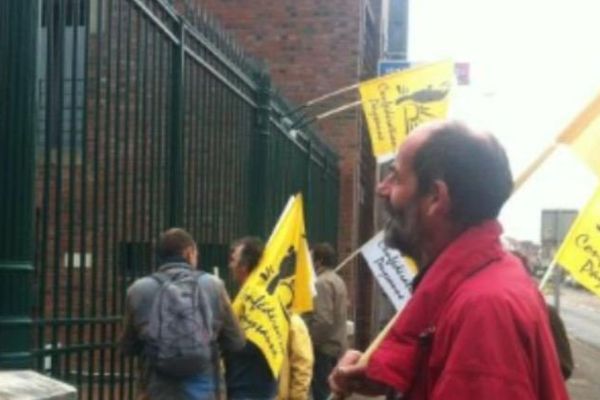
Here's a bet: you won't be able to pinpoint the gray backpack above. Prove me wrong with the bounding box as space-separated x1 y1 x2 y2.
144 267 214 378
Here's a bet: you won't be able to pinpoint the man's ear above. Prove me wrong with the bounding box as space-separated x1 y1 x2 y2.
425 179 451 217
183 246 197 266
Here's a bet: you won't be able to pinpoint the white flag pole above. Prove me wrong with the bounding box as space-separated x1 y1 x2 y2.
292 100 363 129
538 260 557 290
284 82 361 119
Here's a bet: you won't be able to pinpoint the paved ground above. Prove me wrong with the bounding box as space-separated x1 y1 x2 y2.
559 287 600 399
554 287 600 349
567 337 600 400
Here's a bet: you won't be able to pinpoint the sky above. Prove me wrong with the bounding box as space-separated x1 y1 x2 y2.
408 0 600 243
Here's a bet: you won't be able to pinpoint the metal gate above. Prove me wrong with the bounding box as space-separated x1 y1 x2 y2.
1 0 340 397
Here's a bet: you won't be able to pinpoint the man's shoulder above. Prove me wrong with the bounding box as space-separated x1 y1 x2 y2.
318 269 345 285
446 261 544 323
127 275 158 295
197 271 225 294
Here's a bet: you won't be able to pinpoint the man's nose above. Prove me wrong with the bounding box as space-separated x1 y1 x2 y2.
376 180 390 197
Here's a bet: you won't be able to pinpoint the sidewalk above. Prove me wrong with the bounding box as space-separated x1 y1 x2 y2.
567 337 600 400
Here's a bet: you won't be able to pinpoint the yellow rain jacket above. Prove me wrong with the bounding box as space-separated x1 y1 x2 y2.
278 313 314 399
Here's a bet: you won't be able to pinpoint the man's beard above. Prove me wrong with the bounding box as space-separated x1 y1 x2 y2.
383 199 421 261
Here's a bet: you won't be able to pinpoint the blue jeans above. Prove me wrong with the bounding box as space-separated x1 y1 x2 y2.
183 374 216 399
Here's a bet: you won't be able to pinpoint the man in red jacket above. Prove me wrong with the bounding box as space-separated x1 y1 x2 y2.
329 120 569 399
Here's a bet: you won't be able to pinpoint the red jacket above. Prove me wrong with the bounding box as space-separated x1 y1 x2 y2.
366 220 569 400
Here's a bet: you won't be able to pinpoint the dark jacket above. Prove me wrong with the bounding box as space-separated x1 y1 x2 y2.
223 341 277 399
547 304 574 379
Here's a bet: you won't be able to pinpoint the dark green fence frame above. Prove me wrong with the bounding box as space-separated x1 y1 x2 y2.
0 0 339 398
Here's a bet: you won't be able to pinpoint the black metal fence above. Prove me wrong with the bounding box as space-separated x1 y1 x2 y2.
5 0 340 397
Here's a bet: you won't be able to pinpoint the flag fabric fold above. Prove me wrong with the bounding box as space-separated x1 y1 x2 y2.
359 61 454 160
554 186 600 298
232 194 314 377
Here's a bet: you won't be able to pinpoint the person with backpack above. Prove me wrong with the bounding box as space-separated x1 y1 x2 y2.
120 228 245 400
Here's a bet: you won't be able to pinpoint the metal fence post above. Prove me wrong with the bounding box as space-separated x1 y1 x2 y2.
168 18 186 227
0 0 38 369
248 71 271 236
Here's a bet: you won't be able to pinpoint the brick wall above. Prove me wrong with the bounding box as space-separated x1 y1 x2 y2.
194 0 377 256
188 0 382 346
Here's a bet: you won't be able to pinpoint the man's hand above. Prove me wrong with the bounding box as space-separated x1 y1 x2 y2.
328 350 389 397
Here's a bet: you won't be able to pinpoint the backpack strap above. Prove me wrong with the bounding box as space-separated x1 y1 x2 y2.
150 271 171 286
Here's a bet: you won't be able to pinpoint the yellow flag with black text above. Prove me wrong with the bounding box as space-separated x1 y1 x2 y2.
359 61 453 160
232 194 314 377
557 91 600 178
555 186 600 298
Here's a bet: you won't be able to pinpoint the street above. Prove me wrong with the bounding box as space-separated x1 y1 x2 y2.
555 287 600 349
554 287 600 399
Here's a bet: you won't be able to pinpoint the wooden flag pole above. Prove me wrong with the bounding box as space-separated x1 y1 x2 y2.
333 246 363 273
512 142 558 193
538 260 557 290
328 310 403 400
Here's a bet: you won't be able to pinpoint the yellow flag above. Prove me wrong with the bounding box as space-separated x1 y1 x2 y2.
555 186 600 298
359 61 454 159
557 91 600 178
232 194 314 377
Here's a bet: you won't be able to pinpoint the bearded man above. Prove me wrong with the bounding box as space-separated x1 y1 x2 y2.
329 120 569 400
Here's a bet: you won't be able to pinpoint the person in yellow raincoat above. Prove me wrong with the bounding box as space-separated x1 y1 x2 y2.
278 312 314 400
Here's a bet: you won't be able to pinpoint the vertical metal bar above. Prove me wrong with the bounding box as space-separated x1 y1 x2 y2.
244 104 253 233
119 3 134 394
77 0 91 390
233 98 241 239
230 95 238 240
304 141 312 238
0 0 38 369
139 11 149 247
148 17 159 255
199 73 212 241
99 0 115 395
88 0 104 395
109 0 123 396
248 71 270 236
192 65 203 239
234 97 243 240
65 0 82 383
184 53 194 230
224 84 234 241
211 76 224 243
157 34 167 237
167 18 185 227
217 79 226 240
38 0 53 374
131 9 142 269
180 54 187 229
207 79 223 242
51 0 66 379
